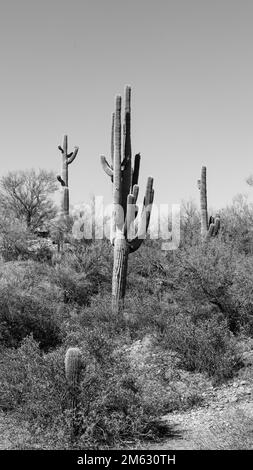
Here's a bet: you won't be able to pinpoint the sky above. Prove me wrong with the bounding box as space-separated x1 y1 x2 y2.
1 0 253 214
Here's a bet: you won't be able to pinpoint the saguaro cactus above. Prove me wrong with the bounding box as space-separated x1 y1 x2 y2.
57 135 79 216
65 347 82 439
197 167 220 239
101 86 154 314
197 166 208 237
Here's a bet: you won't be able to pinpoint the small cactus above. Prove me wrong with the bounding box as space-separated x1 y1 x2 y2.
65 347 82 386
64 347 83 440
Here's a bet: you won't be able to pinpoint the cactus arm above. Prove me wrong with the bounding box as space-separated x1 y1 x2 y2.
67 147 79 165
132 184 139 204
132 153 141 187
60 135 68 187
63 135 68 154
121 155 132 172
58 145 64 153
57 175 66 186
144 177 154 206
206 215 220 239
121 86 132 215
100 155 113 179
111 112 115 168
124 194 135 239
132 184 139 220
128 204 153 252
113 95 123 232
128 177 154 253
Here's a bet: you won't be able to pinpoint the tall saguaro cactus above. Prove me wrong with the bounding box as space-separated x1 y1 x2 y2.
57 135 79 216
197 166 208 236
101 86 154 314
197 166 220 239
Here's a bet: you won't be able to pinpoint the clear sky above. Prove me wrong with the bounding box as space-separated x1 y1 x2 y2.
1 0 253 212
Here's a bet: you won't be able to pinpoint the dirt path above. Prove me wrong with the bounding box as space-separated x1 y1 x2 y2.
147 384 253 450
129 335 253 450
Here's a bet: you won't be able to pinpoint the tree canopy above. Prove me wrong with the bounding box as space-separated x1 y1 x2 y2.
0 169 58 230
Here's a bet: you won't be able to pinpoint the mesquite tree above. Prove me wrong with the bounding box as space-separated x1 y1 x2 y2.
197 166 220 239
101 86 154 314
57 135 79 216
0 169 58 230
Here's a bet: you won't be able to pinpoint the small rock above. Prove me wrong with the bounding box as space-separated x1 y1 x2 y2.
229 396 238 403
237 386 247 394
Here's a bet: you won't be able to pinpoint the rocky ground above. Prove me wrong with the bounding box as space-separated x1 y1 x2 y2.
131 335 253 450
148 380 253 450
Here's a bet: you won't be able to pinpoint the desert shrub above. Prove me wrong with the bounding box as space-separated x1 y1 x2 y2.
0 260 64 349
122 295 178 339
228 254 253 334
172 238 251 332
161 312 241 383
52 240 112 306
52 265 95 306
220 194 253 254
0 215 53 263
26 239 53 263
180 199 201 246
0 217 32 261
0 335 66 414
74 290 176 343
0 334 170 449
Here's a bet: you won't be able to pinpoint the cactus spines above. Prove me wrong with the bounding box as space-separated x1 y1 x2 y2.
65 347 82 440
198 166 208 236
101 86 154 314
57 134 79 216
